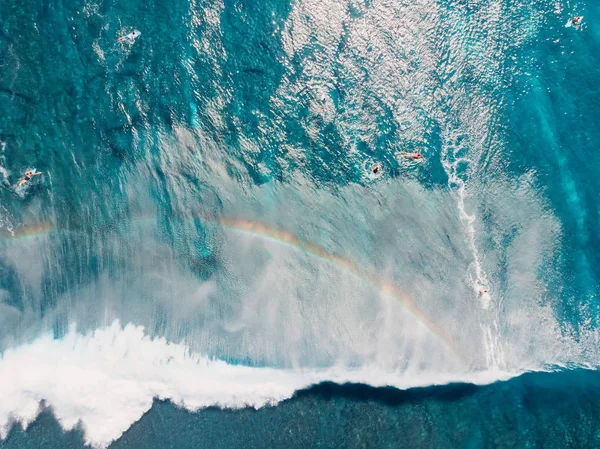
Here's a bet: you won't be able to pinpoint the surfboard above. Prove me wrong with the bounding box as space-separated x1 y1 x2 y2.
118 30 141 43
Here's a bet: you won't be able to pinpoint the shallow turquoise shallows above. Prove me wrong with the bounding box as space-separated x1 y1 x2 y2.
1 0 599 447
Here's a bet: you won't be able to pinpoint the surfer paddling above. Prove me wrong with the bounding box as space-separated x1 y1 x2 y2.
403 152 423 160
117 30 141 44
18 170 41 187
566 16 583 28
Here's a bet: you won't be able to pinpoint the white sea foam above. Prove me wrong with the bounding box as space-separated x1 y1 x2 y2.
0 321 517 448
0 140 10 187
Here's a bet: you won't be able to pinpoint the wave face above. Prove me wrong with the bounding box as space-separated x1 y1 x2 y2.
1 0 599 446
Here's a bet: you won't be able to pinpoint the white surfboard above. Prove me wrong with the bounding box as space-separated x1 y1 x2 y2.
566 16 583 28
118 29 141 43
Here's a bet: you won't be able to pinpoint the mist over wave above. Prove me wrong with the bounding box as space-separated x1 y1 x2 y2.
0 161 590 446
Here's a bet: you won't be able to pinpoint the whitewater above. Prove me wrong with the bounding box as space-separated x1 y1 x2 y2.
0 322 520 448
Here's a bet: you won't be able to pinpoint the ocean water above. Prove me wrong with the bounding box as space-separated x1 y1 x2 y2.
0 0 599 447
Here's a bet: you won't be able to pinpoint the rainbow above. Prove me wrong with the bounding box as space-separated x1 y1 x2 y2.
1 216 466 363
0 222 55 241
218 217 465 363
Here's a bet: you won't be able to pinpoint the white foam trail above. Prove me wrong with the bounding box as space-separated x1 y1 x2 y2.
482 320 505 368
440 149 488 293
0 140 9 186
0 140 15 236
0 322 517 448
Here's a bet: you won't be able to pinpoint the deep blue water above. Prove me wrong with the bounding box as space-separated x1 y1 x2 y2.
1 0 600 446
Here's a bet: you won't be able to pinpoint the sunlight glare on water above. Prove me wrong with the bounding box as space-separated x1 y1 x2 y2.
0 0 599 446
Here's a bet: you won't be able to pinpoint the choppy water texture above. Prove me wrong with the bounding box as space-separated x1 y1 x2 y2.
0 0 599 446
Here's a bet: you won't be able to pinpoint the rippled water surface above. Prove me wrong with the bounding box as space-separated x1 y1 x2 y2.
1 0 599 447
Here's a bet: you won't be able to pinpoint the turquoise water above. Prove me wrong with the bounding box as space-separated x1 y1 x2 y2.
1 0 599 446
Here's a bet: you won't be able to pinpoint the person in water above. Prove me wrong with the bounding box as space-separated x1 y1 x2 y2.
403 152 423 160
118 32 137 43
18 170 41 186
372 163 381 175
572 16 583 25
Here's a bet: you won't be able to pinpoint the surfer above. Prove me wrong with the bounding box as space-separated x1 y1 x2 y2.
372 163 381 175
117 30 141 43
403 152 423 160
18 170 41 187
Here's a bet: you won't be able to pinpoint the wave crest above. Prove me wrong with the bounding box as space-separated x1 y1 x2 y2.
0 322 516 448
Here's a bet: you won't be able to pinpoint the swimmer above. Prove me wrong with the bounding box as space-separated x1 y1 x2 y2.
403 152 423 160
18 170 41 187
478 287 488 295
572 16 583 25
372 163 381 175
